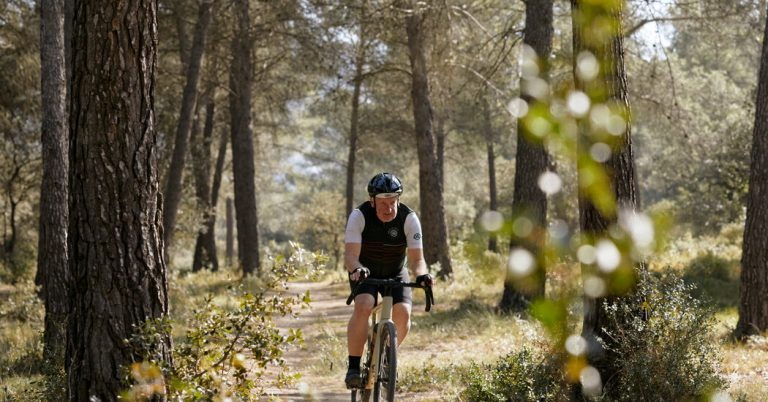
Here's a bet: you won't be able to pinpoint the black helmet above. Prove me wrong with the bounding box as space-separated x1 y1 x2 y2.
367 173 403 198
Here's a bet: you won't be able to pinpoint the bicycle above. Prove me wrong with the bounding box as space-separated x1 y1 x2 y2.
345 277 435 402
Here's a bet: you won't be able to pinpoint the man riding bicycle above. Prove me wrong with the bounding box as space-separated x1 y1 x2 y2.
344 172 434 388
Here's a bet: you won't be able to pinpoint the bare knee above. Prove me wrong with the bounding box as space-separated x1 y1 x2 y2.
392 303 412 340
352 294 375 319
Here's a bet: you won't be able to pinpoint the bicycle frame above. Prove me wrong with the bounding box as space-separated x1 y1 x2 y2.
362 295 394 391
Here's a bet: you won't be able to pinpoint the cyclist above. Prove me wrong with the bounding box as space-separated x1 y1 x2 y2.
344 172 434 388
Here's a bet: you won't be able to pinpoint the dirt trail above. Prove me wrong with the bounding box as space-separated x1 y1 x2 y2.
265 278 352 401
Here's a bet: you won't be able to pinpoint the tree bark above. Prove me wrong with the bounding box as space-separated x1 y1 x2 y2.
191 84 218 272
572 0 638 387
736 2 768 338
498 0 553 313
162 1 213 258
226 196 234 267
210 99 227 208
37 0 70 366
404 4 453 277
482 98 499 253
435 112 446 189
345 3 367 218
345 56 363 218
67 0 171 400
229 0 260 275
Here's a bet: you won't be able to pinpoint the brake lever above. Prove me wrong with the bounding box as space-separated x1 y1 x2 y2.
346 281 363 305
425 286 434 312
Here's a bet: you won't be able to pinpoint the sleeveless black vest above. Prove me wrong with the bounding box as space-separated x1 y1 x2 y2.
357 201 414 278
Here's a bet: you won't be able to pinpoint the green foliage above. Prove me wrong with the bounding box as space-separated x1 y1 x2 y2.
681 253 740 309
0 281 42 325
398 362 467 395
601 273 726 400
461 236 507 285
0 280 66 402
459 348 567 402
126 248 320 400
0 239 38 283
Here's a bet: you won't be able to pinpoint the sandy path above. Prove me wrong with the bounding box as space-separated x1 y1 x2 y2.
265 278 353 401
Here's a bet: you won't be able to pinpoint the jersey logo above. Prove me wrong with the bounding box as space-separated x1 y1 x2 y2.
414 233 421 240
388 228 399 238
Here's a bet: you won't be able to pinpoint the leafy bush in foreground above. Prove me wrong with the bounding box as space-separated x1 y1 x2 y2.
127 248 323 401
602 273 725 401
460 348 566 402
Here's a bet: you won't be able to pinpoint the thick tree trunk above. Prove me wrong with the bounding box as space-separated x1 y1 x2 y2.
404 6 452 277
572 0 638 388
38 0 70 365
67 1 171 400
499 0 553 313
736 3 768 338
229 0 260 275
162 1 213 257
226 197 234 267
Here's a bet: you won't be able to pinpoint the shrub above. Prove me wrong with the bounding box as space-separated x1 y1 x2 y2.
460 348 567 402
601 273 726 401
126 247 321 400
681 252 739 308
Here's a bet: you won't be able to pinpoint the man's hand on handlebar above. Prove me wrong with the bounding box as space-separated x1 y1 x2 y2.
415 273 434 288
349 266 370 282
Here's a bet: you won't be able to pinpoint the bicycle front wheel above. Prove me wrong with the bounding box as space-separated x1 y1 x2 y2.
373 322 397 402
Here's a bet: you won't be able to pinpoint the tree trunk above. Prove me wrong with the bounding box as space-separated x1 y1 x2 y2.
345 60 362 218
499 0 553 313
483 98 498 253
572 0 638 388
67 1 171 400
210 99 227 208
435 113 446 189
404 5 452 278
172 0 191 70
37 0 70 367
736 2 768 338
3 197 18 256
191 84 218 272
345 3 367 218
162 1 213 258
229 0 260 276
226 197 234 267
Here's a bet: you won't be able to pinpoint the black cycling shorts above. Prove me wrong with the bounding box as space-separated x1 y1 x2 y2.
348 269 412 306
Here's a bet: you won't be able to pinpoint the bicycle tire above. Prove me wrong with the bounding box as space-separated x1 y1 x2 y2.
372 322 397 402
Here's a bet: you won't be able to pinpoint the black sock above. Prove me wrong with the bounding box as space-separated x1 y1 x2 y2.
349 355 361 370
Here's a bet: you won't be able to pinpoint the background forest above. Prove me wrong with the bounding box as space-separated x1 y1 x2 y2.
2 0 768 401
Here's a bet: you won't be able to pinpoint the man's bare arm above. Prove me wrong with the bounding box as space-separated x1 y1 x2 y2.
345 242 367 281
407 247 428 277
